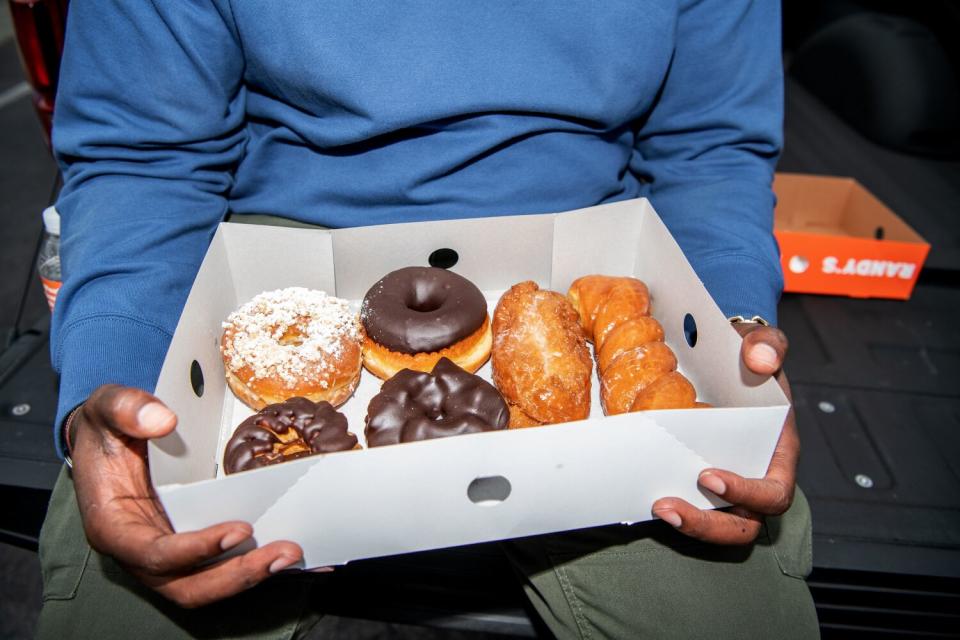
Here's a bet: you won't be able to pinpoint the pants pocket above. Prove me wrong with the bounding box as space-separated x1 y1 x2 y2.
507 511 820 640
767 486 814 580
38 467 92 601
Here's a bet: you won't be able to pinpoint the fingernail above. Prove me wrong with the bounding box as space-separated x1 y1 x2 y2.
220 529 248 551
699 472 726 496
309 566 335 574
137 402 175 433
654 509 682 528
751 343 779 370
269 555 298 574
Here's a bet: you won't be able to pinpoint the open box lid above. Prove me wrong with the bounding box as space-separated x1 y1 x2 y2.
148 199 788 567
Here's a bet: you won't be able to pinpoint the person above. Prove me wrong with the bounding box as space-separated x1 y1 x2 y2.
36 1 819 638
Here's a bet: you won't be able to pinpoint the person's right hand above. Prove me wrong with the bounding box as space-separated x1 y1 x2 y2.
69 384 304 608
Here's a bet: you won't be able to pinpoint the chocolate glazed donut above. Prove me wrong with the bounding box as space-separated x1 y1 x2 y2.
365 358 509 447
224 397 357 474
361 266 487 354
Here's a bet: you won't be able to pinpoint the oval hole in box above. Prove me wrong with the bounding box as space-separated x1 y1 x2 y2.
683 313 698 348
874 226 885 240
428 248 459 269
467 475 511 506
190 360 204 398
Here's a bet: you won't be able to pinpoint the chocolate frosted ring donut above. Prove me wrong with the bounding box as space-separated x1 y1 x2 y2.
361 266 487 354
365 358 509 447
224 397 357 474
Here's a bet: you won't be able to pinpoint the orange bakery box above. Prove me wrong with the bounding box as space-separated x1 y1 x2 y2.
773 173 930 299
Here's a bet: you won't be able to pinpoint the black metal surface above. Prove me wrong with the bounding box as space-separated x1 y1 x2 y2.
779 281 960 579
794 382 960 577
779 283 959 396
809 568 960 638
0 484 49 552
0 36 57 341
0 318 60 492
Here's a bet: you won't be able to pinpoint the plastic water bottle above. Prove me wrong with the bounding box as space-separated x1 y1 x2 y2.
37 206 61 312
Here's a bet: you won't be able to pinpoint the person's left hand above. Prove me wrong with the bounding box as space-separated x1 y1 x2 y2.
651 323 798 544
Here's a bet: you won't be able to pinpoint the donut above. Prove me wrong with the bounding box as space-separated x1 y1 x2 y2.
221 287 362 410
223 397 358 474
596 315 664 374
567 275 701 414
491 281 592 427
359 266 492 380
365 357 509 447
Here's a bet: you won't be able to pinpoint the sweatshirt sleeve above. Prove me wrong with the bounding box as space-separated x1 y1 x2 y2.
50 0 245 456
631 0 784 325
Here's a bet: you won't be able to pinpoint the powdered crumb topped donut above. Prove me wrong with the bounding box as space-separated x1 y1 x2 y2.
221 287 362 409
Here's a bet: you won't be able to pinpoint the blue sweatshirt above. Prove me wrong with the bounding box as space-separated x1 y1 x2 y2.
51 1 784 455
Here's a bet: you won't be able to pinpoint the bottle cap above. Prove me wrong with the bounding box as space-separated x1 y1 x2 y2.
42 206 60 236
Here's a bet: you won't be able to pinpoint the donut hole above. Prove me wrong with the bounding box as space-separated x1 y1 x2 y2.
278 442 309 456
278 326 306 347
405 289 445 314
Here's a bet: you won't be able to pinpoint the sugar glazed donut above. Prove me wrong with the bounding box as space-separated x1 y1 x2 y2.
365 357 509 447
491 281 592 427
359 267 492 380
223 397 358 474
221 287 362 410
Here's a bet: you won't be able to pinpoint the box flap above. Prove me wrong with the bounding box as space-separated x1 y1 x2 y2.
331 214 556 299
247 416 714 567
550 199 643 291
221 223 337 302
150 224 336 487
632 200 789 410
642 406 789 479
156 455 315 532
151 229 237 486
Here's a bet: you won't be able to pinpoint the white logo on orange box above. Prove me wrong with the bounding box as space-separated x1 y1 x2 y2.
821 257 916 279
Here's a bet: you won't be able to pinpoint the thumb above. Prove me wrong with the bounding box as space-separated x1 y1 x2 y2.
84 384 178 441
738 325 788 376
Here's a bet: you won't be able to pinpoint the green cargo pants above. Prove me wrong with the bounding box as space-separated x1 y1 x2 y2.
37 465 818 639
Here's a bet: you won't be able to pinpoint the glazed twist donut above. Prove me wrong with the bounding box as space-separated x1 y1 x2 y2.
567 275 698 414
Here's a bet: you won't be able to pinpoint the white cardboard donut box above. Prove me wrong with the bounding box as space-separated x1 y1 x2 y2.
148 198 789 568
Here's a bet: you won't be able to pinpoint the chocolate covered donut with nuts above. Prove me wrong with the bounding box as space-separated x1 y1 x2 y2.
224 397 357 474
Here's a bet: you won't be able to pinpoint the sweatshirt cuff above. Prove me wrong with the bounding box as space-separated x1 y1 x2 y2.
52 315 173 458
691 253 783 327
